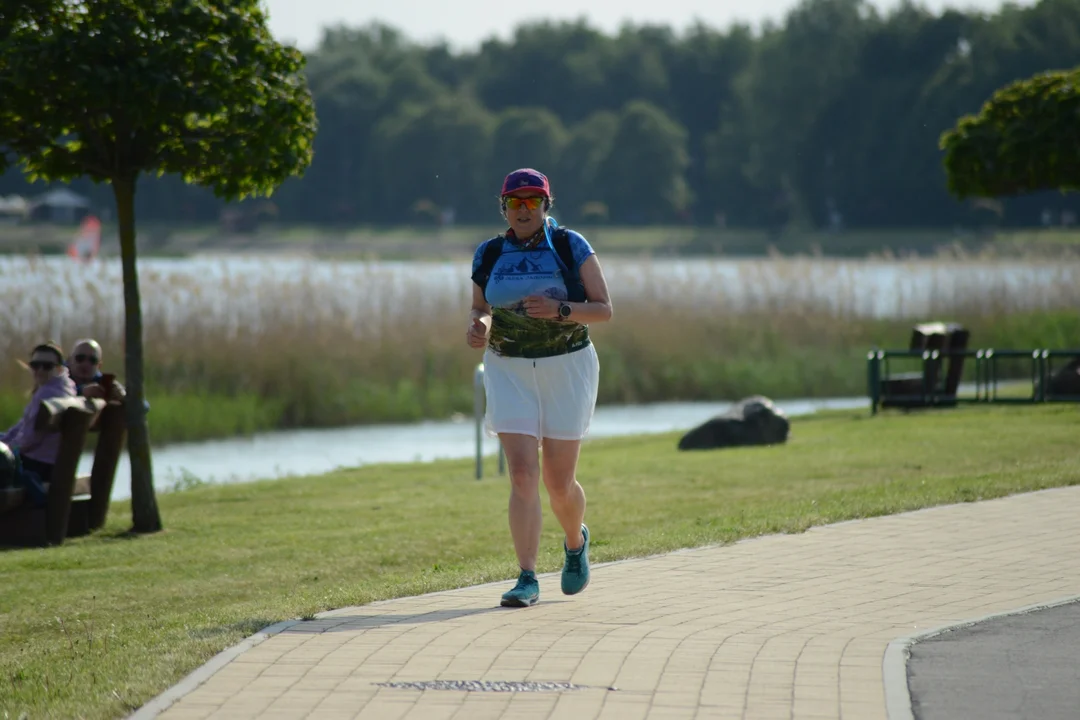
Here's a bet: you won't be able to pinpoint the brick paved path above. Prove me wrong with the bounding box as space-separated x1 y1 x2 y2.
135 486 1080 720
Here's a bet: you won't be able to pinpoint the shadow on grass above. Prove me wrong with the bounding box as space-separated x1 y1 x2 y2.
99 527 145 541
0 521 161 551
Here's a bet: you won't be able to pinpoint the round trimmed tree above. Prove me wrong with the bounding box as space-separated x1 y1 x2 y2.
940 67 1080 199
0 0 317 533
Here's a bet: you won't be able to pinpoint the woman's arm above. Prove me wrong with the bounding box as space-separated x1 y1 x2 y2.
570 255 612 322
522 255 613 323
466 284 493 349
0 416 22 446
15 382 74 454
470 283 492 325
9 394 43 453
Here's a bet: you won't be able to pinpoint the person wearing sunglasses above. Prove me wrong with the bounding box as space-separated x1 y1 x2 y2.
68 338 126 401
466 168 613 608
1 342 77 488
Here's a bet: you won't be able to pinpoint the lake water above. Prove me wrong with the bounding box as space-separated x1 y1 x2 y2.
86 395 870 501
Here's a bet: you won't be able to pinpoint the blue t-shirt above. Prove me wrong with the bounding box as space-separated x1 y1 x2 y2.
472 227 595 358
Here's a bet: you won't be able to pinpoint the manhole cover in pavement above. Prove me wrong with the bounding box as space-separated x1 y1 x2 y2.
377 680 593 693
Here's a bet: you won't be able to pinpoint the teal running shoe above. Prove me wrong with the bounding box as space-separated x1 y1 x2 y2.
561 524 591 595
500 569 540 607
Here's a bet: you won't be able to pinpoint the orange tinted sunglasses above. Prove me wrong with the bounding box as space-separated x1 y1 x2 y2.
503 197 546 211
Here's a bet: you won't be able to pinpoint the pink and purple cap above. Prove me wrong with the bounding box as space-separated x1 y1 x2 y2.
501 168 551 197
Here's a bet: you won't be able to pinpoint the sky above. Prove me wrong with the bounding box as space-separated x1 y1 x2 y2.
263 0 1029 52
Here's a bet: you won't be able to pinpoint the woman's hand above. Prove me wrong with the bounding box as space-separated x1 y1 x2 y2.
522 295 560 319
466 316 491 349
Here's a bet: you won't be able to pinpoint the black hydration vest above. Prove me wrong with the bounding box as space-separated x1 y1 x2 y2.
470 227 587 303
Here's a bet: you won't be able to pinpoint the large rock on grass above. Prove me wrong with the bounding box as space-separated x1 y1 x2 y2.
678 396 790 451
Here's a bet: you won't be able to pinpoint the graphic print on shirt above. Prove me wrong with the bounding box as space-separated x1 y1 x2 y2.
473 230 595 357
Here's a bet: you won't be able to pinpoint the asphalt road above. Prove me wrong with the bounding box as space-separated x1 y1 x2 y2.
908 600 1080 720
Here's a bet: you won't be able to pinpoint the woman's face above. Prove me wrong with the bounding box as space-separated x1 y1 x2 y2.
503 191 547 239
29 350 62 385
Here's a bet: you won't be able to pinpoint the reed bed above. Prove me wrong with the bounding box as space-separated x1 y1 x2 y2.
0 252 1077 444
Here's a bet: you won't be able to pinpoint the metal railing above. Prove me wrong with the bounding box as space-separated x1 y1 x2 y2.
867 348 1080 415
474 363 505 479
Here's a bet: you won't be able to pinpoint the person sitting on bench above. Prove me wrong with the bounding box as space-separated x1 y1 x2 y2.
67 338 152 417
67 338 126 401
1 342 76 487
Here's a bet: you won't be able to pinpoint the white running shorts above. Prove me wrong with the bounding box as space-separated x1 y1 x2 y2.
482 344 600 441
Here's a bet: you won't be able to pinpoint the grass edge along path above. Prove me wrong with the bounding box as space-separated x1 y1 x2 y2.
1 404 1078 719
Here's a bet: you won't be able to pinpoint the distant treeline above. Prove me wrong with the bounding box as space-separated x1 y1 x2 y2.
3 0 1080 230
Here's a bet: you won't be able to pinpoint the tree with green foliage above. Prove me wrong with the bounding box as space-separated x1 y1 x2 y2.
940 67 1080 199
489 107 568 192
600 101 692 223
373 94 493 222
5 0 1080 231
0 0 316 533
558 111 620 217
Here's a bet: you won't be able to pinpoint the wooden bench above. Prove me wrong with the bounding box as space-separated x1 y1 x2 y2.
0 395 126 547
879 322 971 410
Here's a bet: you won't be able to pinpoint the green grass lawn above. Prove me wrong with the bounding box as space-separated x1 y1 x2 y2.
2 404 1078 719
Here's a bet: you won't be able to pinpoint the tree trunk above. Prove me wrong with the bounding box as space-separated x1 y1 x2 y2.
113 176 162 533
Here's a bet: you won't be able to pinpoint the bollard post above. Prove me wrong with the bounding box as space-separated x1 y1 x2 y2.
475 362 508 478
975 349 985 402
474 363 485 480
867 350 880 415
